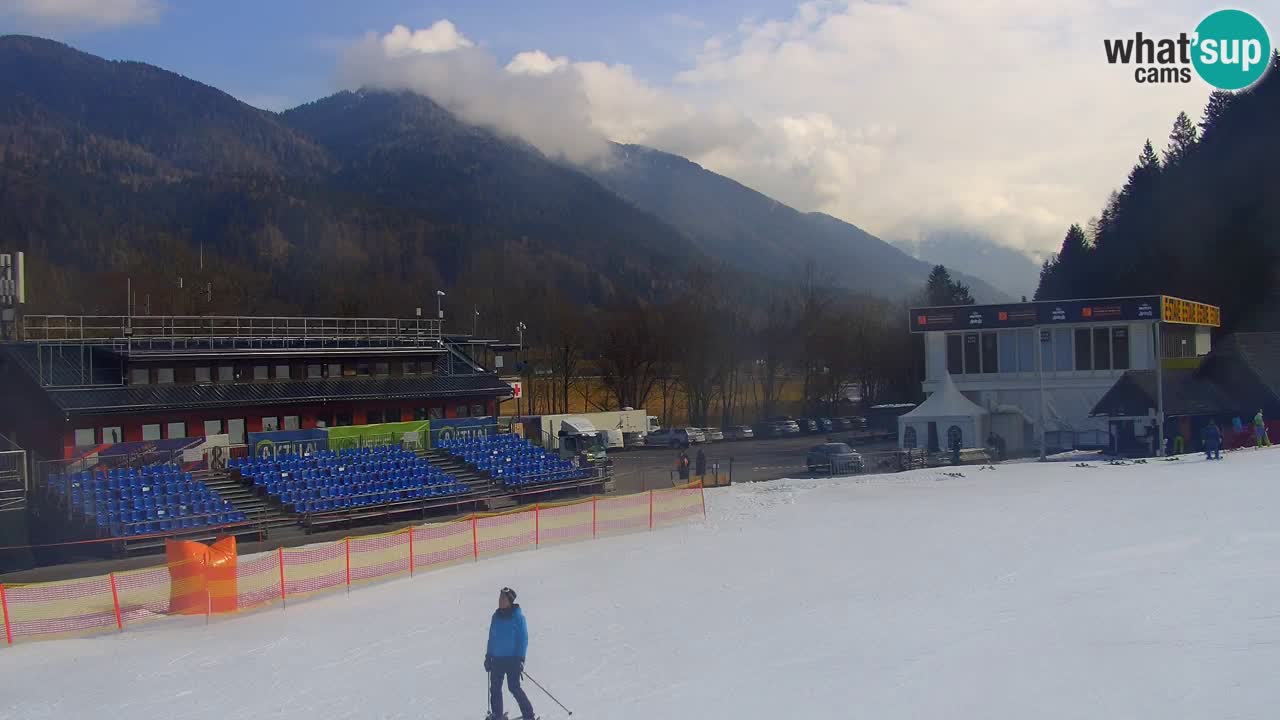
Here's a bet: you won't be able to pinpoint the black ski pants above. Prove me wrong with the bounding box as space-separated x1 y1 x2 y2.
489 657 534 719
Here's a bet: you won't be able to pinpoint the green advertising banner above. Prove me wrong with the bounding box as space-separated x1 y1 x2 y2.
326 421 431 452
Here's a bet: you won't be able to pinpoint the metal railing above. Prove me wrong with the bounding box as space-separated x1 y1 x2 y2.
0 449 28 513
22 315 445 348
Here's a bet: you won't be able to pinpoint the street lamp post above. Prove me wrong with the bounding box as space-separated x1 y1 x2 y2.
517 322 526 418
436 290 446 322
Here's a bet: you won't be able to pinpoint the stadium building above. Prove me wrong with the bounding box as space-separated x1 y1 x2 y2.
0 315 515 459
904 295 1221 456
0 313 606 567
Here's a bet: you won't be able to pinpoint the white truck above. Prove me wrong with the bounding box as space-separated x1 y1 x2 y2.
523 409 658 454
552 416 609 465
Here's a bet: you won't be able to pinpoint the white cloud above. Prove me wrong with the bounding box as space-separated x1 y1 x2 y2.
2 0 162 29
341 3 1222 257
380 21 473 56
505 50 570 76
340 25 609 164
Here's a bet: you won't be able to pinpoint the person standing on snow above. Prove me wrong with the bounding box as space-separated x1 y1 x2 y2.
695 448 707 480
1201 422 1222 461
1254 410 1271 448
485 587 535 720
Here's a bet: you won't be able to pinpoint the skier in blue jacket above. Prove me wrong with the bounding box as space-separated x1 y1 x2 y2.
485 587 535 720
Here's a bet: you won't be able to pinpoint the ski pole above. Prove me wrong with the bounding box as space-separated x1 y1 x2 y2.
523 671 573 716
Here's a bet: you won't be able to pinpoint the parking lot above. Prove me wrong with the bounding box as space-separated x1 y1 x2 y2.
609 432 900 494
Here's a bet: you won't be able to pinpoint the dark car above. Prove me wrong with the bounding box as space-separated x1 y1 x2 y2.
724 425 755 441
806 443 864 475
797 418 821 434
754 421 788 438
817 418 837 433
831 417 854 431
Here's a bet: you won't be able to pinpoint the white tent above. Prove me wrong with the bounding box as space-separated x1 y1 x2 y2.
898 372 989 450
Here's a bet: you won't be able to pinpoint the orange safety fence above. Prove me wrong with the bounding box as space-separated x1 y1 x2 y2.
0 483 706 647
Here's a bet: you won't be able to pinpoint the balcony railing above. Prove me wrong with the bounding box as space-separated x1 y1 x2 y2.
23 315 444 349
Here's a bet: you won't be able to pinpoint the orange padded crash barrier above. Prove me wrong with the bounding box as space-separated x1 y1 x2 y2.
164 536 238 615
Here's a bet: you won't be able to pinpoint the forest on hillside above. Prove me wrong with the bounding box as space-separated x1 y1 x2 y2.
1036 52 1280 333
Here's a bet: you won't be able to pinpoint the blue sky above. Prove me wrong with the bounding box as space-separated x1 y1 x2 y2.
1 0 1261 265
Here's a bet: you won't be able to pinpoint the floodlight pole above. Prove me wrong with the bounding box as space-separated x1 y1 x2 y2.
1037 325 1047 461
1154 320 1165 457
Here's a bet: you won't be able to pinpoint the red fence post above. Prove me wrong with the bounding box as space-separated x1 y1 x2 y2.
0 584 11 646
649 491 654 530
592 497 597 539
472 515 479 561
109 573 124 631
408 528 415 577
345 537 351 593
535 504 540 547
278 547 286 608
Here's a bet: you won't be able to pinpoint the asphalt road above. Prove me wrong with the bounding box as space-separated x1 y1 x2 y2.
609 432 899 494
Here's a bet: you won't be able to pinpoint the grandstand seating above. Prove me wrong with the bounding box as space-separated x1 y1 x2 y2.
437 434 590 487
230 446 470 514
48 463 247 537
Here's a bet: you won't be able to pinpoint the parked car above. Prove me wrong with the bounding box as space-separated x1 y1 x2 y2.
798 418 821 434
806 442 864 474
701 428 725 442
841 416 867 431
831 417 854 431
724 425 754 441
646 428 704 448
783 420 802 435
754 421 787 438
817 418 837 433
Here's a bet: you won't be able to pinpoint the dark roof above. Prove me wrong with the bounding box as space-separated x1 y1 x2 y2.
1091 369 1239 418
1224 332 1280 400
45 374 514 415
0 344 121 386
1092 331 1280 418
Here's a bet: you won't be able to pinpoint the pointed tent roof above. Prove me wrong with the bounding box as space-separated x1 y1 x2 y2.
901 372 988 419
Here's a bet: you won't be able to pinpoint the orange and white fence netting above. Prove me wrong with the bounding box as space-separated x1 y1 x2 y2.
0 484 706 646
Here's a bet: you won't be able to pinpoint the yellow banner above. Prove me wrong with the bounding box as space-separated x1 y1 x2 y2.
1161 296 1220 327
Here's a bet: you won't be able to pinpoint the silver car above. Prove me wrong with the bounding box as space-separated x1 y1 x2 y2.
701 428 725 442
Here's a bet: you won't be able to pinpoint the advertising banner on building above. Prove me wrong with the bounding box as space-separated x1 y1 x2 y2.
910 296 1164 332
326 421 431 452
248 429 328 460
429 417 497 448
911 295 1220 333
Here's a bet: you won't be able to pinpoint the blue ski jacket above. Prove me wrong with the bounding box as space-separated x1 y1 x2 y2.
487 605 529 659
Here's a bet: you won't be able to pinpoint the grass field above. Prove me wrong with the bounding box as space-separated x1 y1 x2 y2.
501 375 816 426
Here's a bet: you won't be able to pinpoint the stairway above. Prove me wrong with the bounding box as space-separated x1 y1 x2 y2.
200 470 298 532
419 449 509 509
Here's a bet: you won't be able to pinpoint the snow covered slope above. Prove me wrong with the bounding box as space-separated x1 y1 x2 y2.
4 451 1280 719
